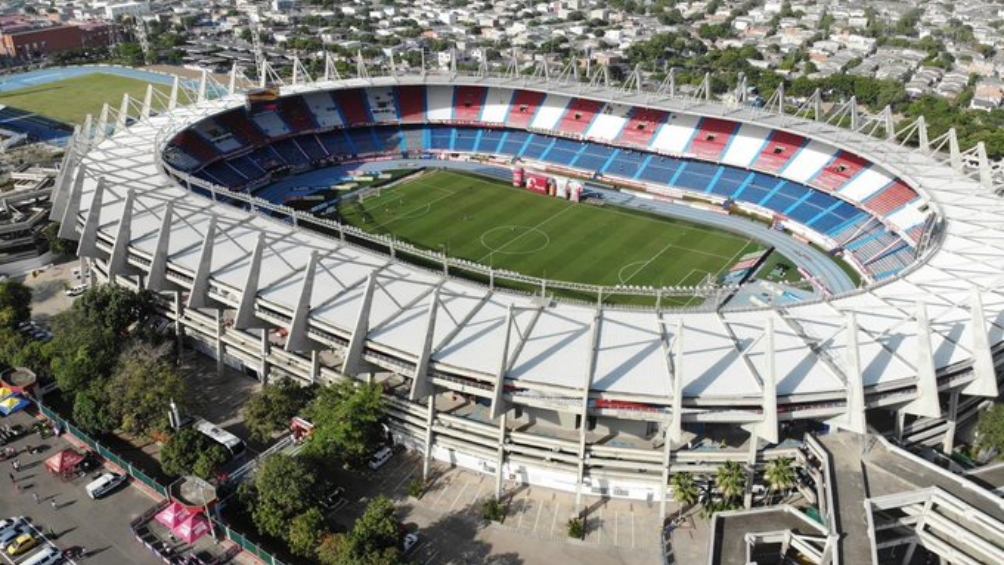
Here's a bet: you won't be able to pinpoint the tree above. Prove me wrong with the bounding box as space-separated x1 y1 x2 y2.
48 310 119 396
244 378 315 443
316 533 347 565
334 496 402 564
288 507 327 558
671 472 699 508
976 404 1004 455
0 280 31 330
305 381 384 468
716 461 746 506
72 381 116 434
248 455 317 540
763 458 796 501
567 516 585 539
42 223 76 256
105 342 188 437
74 284 157 336
160 428 229 479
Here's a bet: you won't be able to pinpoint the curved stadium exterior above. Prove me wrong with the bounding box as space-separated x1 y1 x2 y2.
52 63 1004 512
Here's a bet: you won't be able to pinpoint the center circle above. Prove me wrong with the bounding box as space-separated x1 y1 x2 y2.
480 225 551 255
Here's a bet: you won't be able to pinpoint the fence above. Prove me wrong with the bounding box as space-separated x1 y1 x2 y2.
35 401 286 565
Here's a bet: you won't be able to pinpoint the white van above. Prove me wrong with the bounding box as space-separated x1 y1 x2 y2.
85 472 127 499
19 545 61 565
367 446 393 470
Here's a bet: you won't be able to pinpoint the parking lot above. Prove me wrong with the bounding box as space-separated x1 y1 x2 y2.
320 448 664 564
0 410 162 565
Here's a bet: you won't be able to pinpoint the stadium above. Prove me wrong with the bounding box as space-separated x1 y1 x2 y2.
51 57 1004 526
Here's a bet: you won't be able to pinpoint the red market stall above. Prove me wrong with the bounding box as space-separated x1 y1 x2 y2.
45 449 86 479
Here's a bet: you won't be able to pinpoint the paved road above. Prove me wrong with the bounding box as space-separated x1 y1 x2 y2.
820 433 872 565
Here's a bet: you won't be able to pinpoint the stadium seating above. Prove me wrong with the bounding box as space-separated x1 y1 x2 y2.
216 109 267 147
688 118 739 161
365 87 399 123
617 108 669 148
721 124 771 169
171 130 219 164
251 109 291 137
586 103 631 142
811 151 869 192
395 86 427 123
278 95 319 132
863 180 918 216
426 86 455 122
302 92 344 129
557 98 605 135
505 90 546 129
454 86 487 122
481 88 512 124
529 93 571 131
331 89 373 126
753 130 805 173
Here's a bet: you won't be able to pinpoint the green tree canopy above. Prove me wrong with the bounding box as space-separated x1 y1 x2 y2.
105 342 188 437
323 496 402 564
288 507 327 558
247 455 317 540
304 381 384 468
244 378 316 443
160 427 229 479
977 404 1004 455
0 280 31 330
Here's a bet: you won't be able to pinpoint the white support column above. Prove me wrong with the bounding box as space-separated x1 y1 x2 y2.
488 305 515 420
422 395 435 482
168 76 180 110
409 287 440 401
670 320 684 444
341 274 376 376
146 202 174 292
883 105 895 141
259 328 271 383
77 177 106 259
658 422 673 522
214 308 225 376
197 69 208 103
141 84 154 119
903 302 941 419
917 115 929 152
838 312 867 434
494 412 508 499
849 97 859 130
228 63 239 95
758 318 779 444
115 93 130 133
234 232 265 329
174 291 185 354
58 164 87 240
187 216 218 309
285 250 319 352
95 103 110 142
574 309 602 516
49 143 76 222
310 350 320 384
977 141 993 191
963 288 998 397
292 56 300 85
948 128 962 171
107 189 135 281
942 390 960 454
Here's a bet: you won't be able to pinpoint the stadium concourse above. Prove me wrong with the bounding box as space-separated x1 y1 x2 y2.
45 60 1004 562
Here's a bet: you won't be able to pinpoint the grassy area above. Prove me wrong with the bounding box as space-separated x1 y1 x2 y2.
337 170 765 296
0 73 169 125
755 251 806 285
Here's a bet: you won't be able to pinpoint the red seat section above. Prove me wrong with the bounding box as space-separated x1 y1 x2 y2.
557 98 605 135
813 151 870 191
687 118 738 160
332 89 371 126
278 96 316 133
506 90 546 128
396 86 426 123
217 109 266 146
617 107 669 147
753 131 805 172
174 131 218 162
864 180 918 216
454 86 487 122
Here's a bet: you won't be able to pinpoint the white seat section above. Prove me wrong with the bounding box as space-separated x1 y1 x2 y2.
650 113 701 155
302 91 343 128
480 87 511 124
425 85 454 122
721 123 770 168
251 111 290 136
584 102 630 142
529 93 571 131
365 86 398 123
780 139 834 183
885 199 929 232
838 166 894 202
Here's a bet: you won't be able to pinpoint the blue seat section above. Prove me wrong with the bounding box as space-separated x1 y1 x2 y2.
317 130 355 156
543 138 581 166
374 128 405 153
428 126 453 150
347 128 382 154
603 149 647 179
204 161 245 188
297 136 327 161
499 131 529 155
761 181 804 213
454 128 479 151
709 167 747 197
272 138 309 166
520 134 552 159
674 161 718 192
637 156 681 184
572 144 615 170
476 129 505 153
735 173 777 203
230 154 266 178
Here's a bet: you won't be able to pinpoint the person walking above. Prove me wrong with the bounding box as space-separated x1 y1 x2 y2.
32 492 38 504
50 499 57 510
7 472 13 483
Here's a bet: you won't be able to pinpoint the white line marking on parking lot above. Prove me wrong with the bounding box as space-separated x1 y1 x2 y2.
432 476 453 508
393 466 416 493
614 510 620 546
550 502 560 537
631 511 636 548
448 480 471 512
532 498 544 533
422 548 440 565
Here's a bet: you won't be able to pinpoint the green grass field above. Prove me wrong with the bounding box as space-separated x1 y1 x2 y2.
0 73 169 125
338 171 765 300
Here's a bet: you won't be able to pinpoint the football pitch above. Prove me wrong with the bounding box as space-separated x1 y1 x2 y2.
0 73 169 125
337 170 765 300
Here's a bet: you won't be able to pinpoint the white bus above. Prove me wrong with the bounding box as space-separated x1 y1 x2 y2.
194 419 247 459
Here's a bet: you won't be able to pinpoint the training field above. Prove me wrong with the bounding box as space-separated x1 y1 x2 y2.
338 171 764 297
0 73 168 125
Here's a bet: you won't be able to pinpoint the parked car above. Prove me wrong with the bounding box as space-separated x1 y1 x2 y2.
0 517 26 537
319 487 346 511
85 472 127 499
0 524 31 551
367 446 393 470
6 533 38 556
403 532 419 554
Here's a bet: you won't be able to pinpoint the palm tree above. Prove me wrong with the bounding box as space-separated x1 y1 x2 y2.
671 472 699 509
716 461 746 507
763 457 796 502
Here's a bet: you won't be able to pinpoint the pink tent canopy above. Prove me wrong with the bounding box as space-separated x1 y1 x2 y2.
173 513 211 544
155 502 193 529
